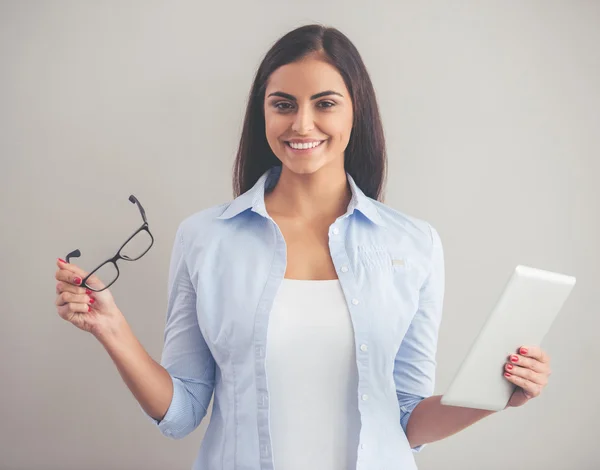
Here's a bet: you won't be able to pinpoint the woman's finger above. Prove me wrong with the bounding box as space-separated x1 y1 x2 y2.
55 290 94 308
56 280 88 296
55 268 87 288
503 372 543 398
505 362 548 386
56 259 91 284
506 353 549 375
518 345 550 365
56 300 91 319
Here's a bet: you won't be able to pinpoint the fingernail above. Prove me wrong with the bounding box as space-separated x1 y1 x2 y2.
88 305 91 312
74 277 82 285
520 347 528 355
86 289 92 295
511 355 519 363
89 298 95 304
506 363 513 370
504 372 511 377
58 258 66 264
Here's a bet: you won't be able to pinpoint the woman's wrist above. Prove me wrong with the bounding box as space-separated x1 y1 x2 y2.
94 310 130 346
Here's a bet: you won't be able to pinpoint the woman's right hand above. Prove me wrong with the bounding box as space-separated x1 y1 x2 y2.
54 258 125 339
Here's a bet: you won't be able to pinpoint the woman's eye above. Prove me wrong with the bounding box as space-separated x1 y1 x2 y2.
274 102 293 111
319 101 335 108
273 101 336 111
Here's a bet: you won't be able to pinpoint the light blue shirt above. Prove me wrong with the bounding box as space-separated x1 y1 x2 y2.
141 165 445 470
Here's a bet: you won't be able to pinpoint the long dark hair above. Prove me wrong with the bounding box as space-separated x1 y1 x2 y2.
232 24 387 202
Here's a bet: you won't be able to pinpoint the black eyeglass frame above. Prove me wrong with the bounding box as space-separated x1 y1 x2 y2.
64 195 154 292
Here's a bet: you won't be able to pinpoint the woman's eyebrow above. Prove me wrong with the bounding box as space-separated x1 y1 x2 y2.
266 90 343 101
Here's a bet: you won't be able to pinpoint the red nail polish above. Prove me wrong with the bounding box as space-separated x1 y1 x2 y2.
89 298 95 304
86 289 92 295
511 355 519 363
58 258 66 264
74 277 82 285
520 347 528 355
88 305 91 312
504 372 511 377
506 364 513 370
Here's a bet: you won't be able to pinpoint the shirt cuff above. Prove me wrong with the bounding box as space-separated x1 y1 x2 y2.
400 399 426 452
138 373 181 439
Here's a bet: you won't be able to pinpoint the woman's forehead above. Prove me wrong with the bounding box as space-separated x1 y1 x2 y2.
265 59 348 97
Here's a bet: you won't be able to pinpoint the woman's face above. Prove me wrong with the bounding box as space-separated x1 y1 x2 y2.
263 56 354 176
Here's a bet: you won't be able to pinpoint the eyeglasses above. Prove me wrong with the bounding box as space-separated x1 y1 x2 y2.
64 195 154 292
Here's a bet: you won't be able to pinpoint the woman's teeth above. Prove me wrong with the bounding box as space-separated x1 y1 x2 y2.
286 140 324 150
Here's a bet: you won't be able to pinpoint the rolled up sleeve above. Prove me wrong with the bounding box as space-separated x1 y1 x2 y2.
394 223 445 452
140 222 216 440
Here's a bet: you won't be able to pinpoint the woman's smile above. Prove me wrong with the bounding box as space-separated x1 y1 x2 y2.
284 139 327 155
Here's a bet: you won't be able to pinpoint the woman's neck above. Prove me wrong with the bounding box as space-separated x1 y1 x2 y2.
264 165 352 222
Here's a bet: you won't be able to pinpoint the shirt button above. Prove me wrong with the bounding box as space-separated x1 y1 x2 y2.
341 265 349 273
352 298 359 305
332 227 340 235
362 394 369 401
360 344 368 352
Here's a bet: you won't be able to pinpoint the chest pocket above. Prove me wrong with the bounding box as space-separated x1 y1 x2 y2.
354 244 420 337
356 244 412 273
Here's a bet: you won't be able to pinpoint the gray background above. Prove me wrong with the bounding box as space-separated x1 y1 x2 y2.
1 1 598 469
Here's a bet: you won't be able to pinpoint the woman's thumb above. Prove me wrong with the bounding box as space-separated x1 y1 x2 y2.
57 258 90 284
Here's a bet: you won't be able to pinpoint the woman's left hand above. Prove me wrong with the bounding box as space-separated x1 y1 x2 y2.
504 345 552 408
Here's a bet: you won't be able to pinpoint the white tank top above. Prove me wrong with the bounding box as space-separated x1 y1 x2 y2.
265 279 361 470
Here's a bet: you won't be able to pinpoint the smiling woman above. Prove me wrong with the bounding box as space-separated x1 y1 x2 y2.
54 22 552 470
263 59 353 177
232 25 387 201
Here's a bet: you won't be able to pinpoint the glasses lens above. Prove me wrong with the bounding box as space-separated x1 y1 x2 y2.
89 262 119 291
119 230 153 260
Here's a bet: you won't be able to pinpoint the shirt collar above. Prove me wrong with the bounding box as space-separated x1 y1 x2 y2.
217 165 386 227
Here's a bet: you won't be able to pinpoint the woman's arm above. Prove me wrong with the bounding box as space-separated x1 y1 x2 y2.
101 223 216 439
405 395 497 448
97 317 174 422
394 224 445 452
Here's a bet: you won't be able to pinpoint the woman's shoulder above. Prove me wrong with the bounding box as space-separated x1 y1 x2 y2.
370 198 439 245
175 201 233 239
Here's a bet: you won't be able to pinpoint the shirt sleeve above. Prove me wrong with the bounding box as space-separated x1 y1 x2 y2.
394 223 445 452
139 222 216 440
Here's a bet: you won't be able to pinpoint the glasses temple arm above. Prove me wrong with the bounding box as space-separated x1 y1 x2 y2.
128 195 148 224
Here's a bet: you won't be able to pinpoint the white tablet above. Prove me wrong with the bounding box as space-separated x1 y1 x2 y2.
440 265 576 411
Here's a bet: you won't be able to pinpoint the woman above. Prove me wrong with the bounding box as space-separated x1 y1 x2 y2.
54 24 552 470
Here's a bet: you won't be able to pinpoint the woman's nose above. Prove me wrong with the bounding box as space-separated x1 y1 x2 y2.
292 107 314 134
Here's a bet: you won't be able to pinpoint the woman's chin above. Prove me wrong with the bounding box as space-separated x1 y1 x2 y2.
282 157 343 177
